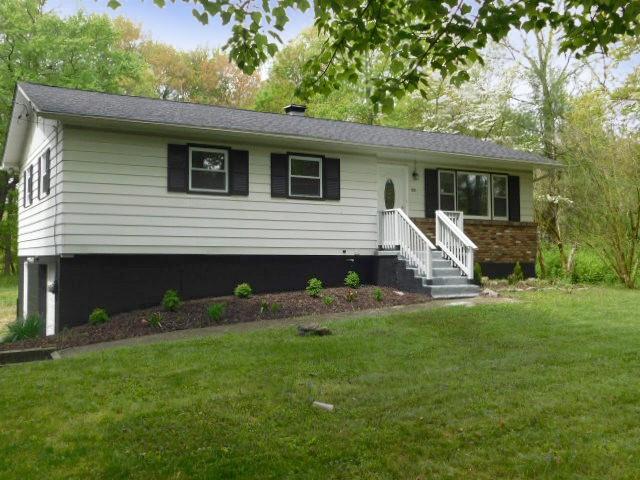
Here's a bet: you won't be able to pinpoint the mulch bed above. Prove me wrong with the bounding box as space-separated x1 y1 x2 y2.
0 286 429 352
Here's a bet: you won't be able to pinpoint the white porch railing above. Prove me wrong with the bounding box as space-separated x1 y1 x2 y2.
441 210 463 230
379 209 435 280
435 210 477 277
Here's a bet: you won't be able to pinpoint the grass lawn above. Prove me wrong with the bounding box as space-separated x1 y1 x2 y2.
0 275 17 335
1 287 640 479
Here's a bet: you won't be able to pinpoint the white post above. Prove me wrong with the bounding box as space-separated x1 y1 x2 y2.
394 210 399 247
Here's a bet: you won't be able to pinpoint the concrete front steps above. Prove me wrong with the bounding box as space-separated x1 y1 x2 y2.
377 249 480 299
423 254 481 299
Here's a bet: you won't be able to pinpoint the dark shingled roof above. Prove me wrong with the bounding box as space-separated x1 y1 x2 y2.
19 82 554 165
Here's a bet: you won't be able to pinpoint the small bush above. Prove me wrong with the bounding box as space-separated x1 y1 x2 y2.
162 289 182 311
473 262 483 286
344 271 361 289
373 288 383 302
306 277 323 297
323 295 335 306
508 262 525 285
148 312 162 328
234 283 253 298
89 308 109 325
3 315 41 343
258 301 281 315
346 289 357 302
259 300 269 314
207 303 226 322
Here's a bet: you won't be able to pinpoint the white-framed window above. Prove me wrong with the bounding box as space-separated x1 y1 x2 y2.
41 148 51 197
189 146 228 193
289 155 322 198
492 174 508 220
456 171 490 219
438 170 507 220
27 165 34 206
438 170 456 211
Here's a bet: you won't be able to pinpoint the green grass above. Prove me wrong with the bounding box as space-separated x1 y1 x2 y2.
1 287 640 478
0 275 17 335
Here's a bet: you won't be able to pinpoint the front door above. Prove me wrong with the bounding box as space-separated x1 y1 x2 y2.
378 164 408 212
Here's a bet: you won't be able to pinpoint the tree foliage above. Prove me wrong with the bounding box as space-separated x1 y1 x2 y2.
113 0 640 110
563 92 640 287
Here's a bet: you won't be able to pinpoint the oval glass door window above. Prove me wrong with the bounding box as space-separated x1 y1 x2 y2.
384 179 395 209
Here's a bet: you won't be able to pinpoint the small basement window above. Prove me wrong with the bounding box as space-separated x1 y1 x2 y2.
289 155 322 198
189 147 228 193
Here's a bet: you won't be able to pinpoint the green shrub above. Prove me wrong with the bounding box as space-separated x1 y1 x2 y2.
207 303 226 322
88 308 109 325
344 271 361 289
537 245 622 285
234 283 253 298
346 290 357 302
473 262 483 286
148 312 162 328
323 295 335 306
270 302 282 313
373 288 383 302
3 315 42 343
162 289 182 311
306 277 323 297
258 301 281 315
508 262 525 285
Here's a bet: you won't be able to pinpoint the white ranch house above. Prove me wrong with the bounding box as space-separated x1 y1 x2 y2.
2 83 556 334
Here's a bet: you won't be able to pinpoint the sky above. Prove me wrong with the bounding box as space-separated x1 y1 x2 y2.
46 0 315 51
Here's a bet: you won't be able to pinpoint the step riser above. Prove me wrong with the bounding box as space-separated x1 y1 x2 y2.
427 277 474 286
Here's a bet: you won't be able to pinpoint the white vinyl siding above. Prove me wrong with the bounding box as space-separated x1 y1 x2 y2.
56 128 378 256
17 123 538 259
17 118 62 257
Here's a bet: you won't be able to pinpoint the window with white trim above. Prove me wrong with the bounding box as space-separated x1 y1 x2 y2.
189 147 228 193
438 170 456 211
27 165 34 205
289 155 322 198
457 171 490 218
438 170 506 219
492 174 508 219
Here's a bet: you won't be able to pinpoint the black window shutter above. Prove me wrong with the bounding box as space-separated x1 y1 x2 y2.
167 144 188 192
508 175 521 222
229 149 249 196
323 157 340 200
271 153 288 197
424 169 438 218
23 172 27 207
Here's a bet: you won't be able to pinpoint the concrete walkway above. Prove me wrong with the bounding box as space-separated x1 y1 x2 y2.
53 295 514 359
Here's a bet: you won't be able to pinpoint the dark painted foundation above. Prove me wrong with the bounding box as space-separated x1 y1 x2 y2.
18 254 536 332
57 254 377 330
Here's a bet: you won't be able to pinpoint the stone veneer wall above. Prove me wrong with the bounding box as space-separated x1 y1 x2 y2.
412 218 538 277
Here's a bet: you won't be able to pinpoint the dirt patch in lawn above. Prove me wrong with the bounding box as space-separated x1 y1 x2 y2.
0 286 429 352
